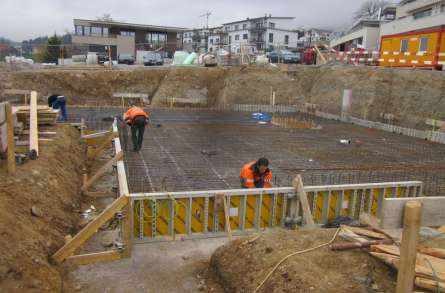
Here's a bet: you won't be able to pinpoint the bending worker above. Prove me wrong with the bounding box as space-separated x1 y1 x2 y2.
240 157 272 188
124 106 149 152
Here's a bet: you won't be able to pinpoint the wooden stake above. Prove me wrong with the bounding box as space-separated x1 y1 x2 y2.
293 175 316 228
29 91 39 156
396 201 423 293
5 103 16 174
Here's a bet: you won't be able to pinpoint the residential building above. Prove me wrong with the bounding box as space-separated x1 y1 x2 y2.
330 6 397 52
379 0 445 68
182 27 226 53
222 15 301 53
72 19 187 59
298 28 333 48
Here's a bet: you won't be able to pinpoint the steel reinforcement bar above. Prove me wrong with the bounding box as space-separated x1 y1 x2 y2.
129 180 422 243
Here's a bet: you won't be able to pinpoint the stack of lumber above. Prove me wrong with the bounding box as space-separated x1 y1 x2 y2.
371 244 445 292
335 224 445 292
13 105 59 126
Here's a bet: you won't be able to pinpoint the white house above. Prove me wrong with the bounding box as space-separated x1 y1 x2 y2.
222 15 301 52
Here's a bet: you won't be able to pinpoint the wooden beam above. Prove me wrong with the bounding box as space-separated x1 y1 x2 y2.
82 151 123 192
415 277 445 292
66 250 122 266
223 195 232 241
52 195 128 263
5 103 16 174
121 200 133 258
396 201 423 293
81 130 112 140
293 175 316 228
88 132 118 160
314 45 327 64
29 91 39 156
381 197 445 229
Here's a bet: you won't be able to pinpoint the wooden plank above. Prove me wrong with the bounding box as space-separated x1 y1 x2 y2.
3 89 32 95
29 91 39 156
66 250 122 266
223 195 232 241
82 151 123 192
381 197 445 229
52 195 129 263
343 226 387 239
293 175 316 228
415 277 445 292
396 201 423 293
84 191 115 198
121 199 133 258
5 103 16 174
81 130 112 140
112 92 149 99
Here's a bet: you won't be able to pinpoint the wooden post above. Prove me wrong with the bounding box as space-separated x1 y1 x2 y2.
5 103 16 174
29 91 39 156
121 197 133 258
293 175 316 228
396 201 423 293
223 195 232 241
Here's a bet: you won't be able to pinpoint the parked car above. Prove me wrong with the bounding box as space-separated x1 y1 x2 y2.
143 52 164 66
268 50 300 64
97 52 110 64
118 54 135 65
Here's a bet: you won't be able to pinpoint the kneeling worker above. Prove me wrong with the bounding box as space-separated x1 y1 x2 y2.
240 157 272 188
124 106 149 151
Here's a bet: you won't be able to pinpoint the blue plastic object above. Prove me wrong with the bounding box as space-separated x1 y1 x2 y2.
251 112 271 122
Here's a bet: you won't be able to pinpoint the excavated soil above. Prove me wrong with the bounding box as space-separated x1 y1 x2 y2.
1 65 444 127
210 228 397 293
0 125 84 292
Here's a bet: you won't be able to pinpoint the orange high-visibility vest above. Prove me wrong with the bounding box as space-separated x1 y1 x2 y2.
124 107 148 124
240 161 272 188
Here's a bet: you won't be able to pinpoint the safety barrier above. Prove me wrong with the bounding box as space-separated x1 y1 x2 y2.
232 104 297 113
129 181 422 243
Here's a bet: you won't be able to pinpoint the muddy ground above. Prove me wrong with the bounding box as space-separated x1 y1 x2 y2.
0 125 84 292
211 228 397 293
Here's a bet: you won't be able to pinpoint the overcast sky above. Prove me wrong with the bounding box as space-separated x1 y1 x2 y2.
1 0 369 41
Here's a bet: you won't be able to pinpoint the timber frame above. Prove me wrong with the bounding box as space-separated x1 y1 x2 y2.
52 118 132 265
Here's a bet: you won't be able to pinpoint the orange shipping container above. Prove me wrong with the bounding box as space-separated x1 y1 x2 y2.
380 26 445 70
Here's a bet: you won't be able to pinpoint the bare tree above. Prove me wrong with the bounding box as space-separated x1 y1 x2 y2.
354 0 389 21
96 14 113 21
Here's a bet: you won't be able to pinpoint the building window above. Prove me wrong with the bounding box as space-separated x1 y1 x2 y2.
400 39 408 52
269 22 275 29
75 25 83 36
121 31 135 37
216 38 219 43
102 27 109 37
235 35 239 41
84 26 91 36
210 39 213 44
413 8 432 19
91 26 102 36
243 34 248 40
229 36 232 44
419 37 429 52
269 33 273 43
235 25 239 30
284 35 289 45
441 4 445 12
158 33 166 43
243 23 247 29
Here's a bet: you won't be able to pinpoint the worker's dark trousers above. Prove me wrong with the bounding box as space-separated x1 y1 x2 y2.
131 116 146 151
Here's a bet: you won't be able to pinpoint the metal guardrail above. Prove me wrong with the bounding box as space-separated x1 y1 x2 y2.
129 181 422 243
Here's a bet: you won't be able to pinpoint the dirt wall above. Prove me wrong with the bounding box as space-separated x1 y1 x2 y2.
1 65 444 127
0 126 84 292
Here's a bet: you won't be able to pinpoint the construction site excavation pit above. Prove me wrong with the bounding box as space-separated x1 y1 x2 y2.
70 106 445 196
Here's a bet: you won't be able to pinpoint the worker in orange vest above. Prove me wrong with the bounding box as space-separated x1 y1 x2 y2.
124 106 149 151
240 158 272 188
